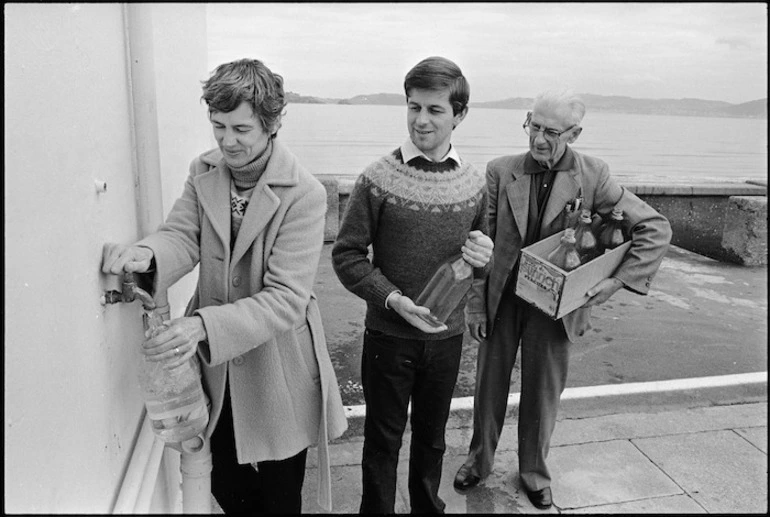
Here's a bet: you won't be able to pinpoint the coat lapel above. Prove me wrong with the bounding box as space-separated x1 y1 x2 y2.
230 139 298 266
195 162 231 251
506 168 530 239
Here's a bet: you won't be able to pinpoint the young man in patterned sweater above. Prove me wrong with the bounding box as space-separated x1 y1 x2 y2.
332 56 494 514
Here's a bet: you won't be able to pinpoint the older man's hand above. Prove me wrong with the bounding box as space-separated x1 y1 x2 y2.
584 277 625 307
462 230 494 268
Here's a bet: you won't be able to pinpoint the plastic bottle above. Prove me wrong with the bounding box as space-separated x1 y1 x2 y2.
598 207 627 253
546 228 582 272
574 209 599 263
414 255 473 328
138 309 209 443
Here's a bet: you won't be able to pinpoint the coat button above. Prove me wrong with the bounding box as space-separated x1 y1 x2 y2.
233 356 244 366
232 276 241 287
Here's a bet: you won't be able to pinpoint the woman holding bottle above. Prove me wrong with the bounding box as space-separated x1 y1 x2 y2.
102 58 347 514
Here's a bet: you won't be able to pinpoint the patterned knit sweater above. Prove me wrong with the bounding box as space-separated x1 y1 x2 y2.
332 148 488 339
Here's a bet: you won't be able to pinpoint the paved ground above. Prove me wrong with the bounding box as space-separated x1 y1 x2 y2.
301 400 767 514
315 243 767 406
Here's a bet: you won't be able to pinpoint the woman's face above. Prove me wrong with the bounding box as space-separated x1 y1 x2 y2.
209 101 271 168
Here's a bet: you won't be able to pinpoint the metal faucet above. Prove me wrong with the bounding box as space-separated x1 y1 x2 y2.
102 272 156 310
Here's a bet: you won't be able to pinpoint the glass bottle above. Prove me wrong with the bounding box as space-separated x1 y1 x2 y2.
414 255 473 328
138 309 209 443
598 207 627 253
562 204 580 230
546 228 582 272
574 209 599 263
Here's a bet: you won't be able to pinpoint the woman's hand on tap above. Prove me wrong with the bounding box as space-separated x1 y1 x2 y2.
102 243 154 275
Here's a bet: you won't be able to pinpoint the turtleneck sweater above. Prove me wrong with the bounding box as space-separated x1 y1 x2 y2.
226 139 273 245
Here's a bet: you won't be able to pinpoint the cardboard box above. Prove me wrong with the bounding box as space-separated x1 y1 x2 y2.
515 230 631 319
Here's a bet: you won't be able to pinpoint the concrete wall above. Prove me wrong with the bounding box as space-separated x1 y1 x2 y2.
627 184 768 265
4 4 209 512
721 195 768 266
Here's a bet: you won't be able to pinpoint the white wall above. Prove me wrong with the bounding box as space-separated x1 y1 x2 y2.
4 3 209 512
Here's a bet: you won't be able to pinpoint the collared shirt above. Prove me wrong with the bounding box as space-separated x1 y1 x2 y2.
400 138 462 165
524 146 576 246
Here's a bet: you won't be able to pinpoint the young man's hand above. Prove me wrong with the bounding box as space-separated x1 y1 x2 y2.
389 293 448 333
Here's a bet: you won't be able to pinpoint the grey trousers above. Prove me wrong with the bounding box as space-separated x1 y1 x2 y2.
463 292 571 491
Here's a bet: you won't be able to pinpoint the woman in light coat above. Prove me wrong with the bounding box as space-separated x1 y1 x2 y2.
103 58 347 513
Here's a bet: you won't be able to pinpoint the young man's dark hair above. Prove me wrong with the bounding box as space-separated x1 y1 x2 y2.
403 55 470 116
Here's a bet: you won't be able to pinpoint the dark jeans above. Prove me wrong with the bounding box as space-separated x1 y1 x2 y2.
359 329 463 514
211 384 307 514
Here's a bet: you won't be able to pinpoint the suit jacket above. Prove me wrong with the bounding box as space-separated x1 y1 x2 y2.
483 149 672 342
137 139 347 511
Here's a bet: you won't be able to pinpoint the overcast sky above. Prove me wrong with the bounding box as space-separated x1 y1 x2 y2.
207 2 767 104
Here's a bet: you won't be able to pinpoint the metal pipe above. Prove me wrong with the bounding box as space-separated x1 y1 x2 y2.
133 433 167 513
179 438 213 514
112 411 164 514
121 273 156 310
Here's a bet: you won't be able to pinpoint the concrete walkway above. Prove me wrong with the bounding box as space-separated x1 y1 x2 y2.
302 396 767 514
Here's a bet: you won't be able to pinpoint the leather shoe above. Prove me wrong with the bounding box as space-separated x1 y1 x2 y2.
453 464 481 490
524 486 552 509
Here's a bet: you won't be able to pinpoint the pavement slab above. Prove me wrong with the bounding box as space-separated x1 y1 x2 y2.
567 494 706 514
735 426 768 453
437 450 536 514
549 440 682 509
552 401 769 446
632 430 768 514
302 464 362 514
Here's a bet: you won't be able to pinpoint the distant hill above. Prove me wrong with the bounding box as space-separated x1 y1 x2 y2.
718 98 768 119
469 94 766 119
338 93 404 105
287 91 767 119
285 91 337 104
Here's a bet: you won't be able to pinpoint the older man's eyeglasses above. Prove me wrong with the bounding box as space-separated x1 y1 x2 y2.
523 111 576 141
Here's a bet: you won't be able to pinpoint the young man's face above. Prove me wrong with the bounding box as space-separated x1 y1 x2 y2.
406 88 466 162
209 101 271 168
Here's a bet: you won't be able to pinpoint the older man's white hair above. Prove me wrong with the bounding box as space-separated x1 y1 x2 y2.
532 90 586 127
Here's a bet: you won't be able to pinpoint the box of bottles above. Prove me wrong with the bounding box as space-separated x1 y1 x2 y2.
515 229 631 320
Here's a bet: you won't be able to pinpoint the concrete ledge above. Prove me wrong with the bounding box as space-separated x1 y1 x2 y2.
320 176 768 264
721 196 768 265
334 372 768 441
317 175 340 242
625 183 767 196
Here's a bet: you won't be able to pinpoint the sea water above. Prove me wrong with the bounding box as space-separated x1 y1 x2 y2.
279 104 767 184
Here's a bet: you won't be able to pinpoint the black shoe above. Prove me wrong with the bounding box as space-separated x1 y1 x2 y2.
524 486 552 509
453 464 481 490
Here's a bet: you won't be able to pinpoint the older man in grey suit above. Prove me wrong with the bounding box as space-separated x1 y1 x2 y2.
455 90 672 510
